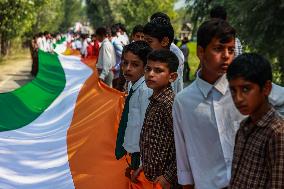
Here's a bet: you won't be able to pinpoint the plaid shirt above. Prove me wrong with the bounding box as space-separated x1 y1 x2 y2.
140 86 177 184
230 106 284 189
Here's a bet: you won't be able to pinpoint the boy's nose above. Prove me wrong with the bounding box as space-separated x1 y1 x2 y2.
222 49 230 59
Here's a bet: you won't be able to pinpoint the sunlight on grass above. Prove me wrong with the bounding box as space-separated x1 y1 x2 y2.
0 48 31 66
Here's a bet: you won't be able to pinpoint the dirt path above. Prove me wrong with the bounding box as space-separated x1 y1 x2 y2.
0 57 33 93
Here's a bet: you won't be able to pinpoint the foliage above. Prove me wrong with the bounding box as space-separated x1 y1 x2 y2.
0 0 85 57
85 0 114 28
185 0 284 84
0 0 35 55
115 0 178 33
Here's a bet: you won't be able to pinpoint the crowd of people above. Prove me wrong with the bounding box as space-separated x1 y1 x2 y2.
30 5 284 189
112 7 284 189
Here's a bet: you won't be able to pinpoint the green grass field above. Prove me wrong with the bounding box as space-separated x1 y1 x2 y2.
177 41 199 82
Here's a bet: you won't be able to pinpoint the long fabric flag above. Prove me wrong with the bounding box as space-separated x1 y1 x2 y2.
0 48 128 188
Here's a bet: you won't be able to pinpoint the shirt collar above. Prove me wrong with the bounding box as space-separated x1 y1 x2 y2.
241 105 275 129
130 76 145 92
149 85 173 103
196 71 228 98
102 38 109 44
255 105 275 128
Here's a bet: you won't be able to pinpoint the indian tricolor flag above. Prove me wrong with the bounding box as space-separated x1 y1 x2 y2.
0 49 128 188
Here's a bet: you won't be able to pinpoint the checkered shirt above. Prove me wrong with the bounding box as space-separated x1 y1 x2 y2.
230 106 284 188
139 86 177 184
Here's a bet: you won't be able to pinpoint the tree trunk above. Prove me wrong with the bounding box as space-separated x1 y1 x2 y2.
0 33 9 56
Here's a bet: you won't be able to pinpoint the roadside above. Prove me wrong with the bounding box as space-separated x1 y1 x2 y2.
0 50 33 93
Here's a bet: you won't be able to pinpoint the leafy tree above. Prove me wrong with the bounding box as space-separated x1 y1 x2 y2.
185 0 284 84
115 0 178 33
0 0 35 56
86 0 114 28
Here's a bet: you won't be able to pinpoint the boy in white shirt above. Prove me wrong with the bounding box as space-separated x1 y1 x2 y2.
173 19 284 189
115 41 153 186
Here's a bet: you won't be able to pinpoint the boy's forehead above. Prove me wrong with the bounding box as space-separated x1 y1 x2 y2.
211 36 235 46
147 60 168 67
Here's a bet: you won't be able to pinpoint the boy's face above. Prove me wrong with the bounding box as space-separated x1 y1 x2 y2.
198 37 235 83
122 51 145 83
144 35 169 50
229 77 272 116
132 32 144 42
145 60 177 94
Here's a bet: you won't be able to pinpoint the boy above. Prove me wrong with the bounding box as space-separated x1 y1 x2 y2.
210 5 242 57
131 24 144 42
114 41 153 184
227 53 284 188
173 19 284 189
143 17 184 93
95 27 116 87
139 49 179 189
173 19 243 189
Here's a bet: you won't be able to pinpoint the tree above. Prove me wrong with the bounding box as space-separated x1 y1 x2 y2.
0 0 35 56
115 0 178 33
86 0 114 29
185 0 284 84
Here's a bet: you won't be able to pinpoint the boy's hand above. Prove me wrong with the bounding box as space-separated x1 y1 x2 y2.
130 166 143 183
155 175 170 189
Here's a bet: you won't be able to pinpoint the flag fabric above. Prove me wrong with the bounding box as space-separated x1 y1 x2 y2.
0 49 128 188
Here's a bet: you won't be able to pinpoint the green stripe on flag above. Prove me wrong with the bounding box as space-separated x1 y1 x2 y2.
0 50 66 131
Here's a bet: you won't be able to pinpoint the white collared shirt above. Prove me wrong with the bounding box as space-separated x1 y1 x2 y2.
173 73 244 189
96 38 116 80
170 43 185 94
123 76 153 153
270 83 284 116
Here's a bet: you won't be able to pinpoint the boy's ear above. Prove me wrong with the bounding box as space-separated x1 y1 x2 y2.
161 37 170 47
262 80 272 96
169 72 178 83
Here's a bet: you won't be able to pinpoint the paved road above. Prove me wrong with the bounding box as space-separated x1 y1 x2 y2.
0 59 33 93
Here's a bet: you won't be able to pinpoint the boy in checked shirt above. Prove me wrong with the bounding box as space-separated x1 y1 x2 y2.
139 49 179 189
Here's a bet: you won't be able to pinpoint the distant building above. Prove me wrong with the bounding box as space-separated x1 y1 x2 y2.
179 22 192 40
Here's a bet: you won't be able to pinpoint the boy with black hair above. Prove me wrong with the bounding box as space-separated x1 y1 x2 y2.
139 49 179 189
173 19 243 189
95 27 116 87
144 17 184 93
131 24 144 42
114 41 153 186
210 5 242 57
173 19 284 189
227 53 284 189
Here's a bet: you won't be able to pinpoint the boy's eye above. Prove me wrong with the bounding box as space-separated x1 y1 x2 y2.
214 47 222 52
154 68 163 73
228 48 235 54
132 63 139 67
242 86 250 92
145 67 151 72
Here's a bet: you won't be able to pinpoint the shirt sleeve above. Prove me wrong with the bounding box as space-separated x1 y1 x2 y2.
173 99 194 185
268 127 284 188
99 44 114 80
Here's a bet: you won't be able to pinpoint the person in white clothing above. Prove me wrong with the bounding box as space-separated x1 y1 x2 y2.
173 19 284 189
149 12 185 94
144 16 184 94
95 27 116 87
114 41 153 187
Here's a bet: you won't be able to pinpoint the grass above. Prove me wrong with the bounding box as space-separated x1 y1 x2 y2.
187 42 199 81
177 41 200 82
0 48 31 66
